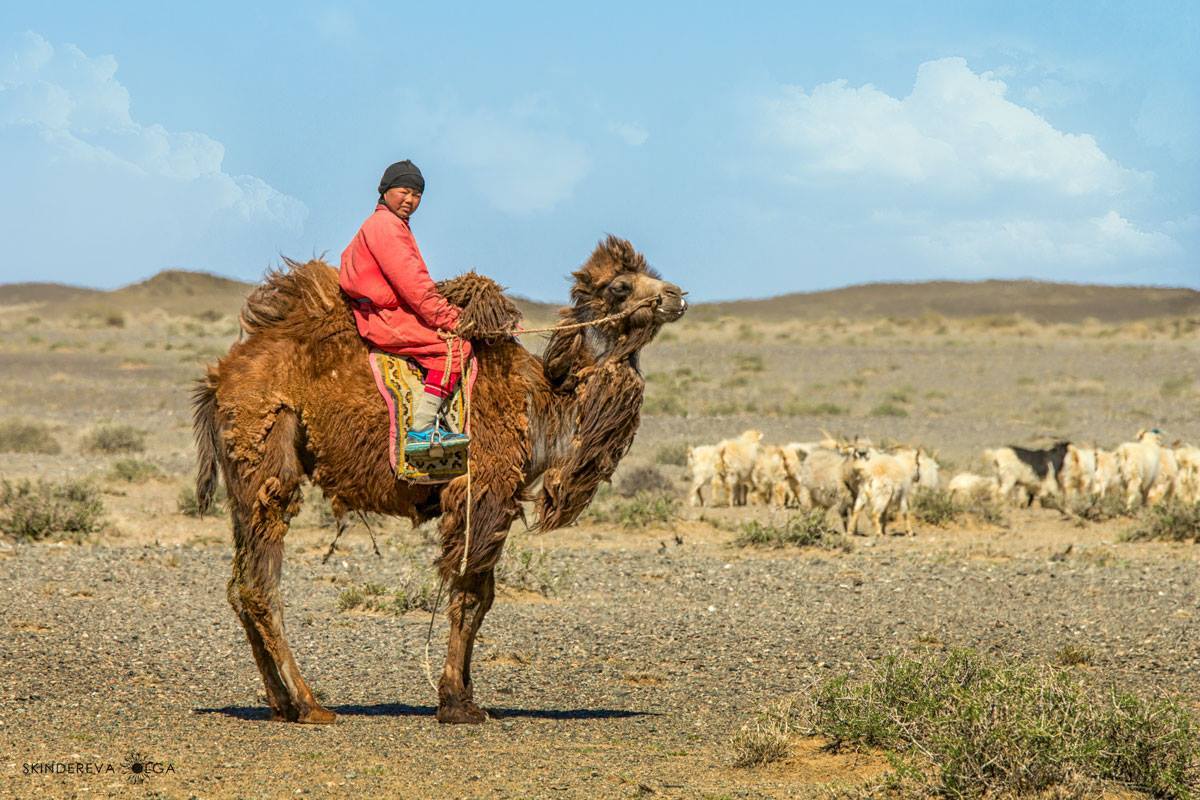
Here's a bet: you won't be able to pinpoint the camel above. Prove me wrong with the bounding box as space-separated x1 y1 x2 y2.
192 236 686 724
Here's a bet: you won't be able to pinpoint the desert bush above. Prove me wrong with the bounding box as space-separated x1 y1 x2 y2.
733 354 764 373
1122 501 1200 544
1067 492 1130 524
797 649 1199 798
104 311 126 328
0 478 104 541
869 402 909 418
642 394 687 416
654 441 690 467
909 488 959 526
1054 643 1095 667
774 399 848 416
83 424 145 454
177 483 227 517
1160 375 1193 398
615 465 674 497
586 489 678 528
730 697 799 767
108 458 163 483
735 512 851 552
337 578 439 614
497 545 569 596
0 419 61 454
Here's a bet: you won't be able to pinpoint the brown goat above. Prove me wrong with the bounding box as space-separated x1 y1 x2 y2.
192 236 686 724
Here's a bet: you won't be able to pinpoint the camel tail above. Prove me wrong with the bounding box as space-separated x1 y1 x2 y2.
192 369 223 516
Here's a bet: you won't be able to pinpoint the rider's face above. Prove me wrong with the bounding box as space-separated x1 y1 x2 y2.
382 187 422 219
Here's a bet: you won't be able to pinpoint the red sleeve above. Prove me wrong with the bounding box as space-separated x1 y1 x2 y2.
362 213 461 331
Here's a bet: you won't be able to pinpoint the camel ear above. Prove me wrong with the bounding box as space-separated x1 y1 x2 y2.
543 331 583 389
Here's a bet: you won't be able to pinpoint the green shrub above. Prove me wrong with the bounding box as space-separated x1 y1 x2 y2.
586 489 678 528
909 487 959 526
796 649 1199 797
177 483 226 517
83 424 145 454
869 402 909 418
497 546 569 596
654 441 690 466
338 578 439 614
1067 492 1130 524
734 512 851 551
642 394 687 416
0 478 104 541
0 420 61 455
615 465 674 497
1122 501 1200 543
108 458 162 483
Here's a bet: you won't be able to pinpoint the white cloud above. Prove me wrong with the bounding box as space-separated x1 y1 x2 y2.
908 211 1178 275
758 57 1145 198
0 32 306 284
750 57 1181 280
609 121 649 147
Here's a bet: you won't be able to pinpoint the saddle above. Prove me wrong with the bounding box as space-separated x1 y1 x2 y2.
368 350 475 484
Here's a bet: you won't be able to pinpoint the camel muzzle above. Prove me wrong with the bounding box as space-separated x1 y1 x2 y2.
655 284 687 322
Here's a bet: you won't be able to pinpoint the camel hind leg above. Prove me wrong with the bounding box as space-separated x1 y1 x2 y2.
226 407 334 724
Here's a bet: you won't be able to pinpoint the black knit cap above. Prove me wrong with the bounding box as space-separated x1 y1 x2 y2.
378 160 425 196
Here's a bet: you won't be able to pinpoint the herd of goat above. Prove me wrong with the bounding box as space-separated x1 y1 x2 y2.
685 429 1199 536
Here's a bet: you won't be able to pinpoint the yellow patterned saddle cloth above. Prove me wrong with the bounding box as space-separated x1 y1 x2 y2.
368 350 472 484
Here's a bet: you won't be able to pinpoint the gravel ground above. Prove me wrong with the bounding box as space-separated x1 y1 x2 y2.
2 515 1197 800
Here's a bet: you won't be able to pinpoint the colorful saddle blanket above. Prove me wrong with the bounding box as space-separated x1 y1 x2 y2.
368 350 477 484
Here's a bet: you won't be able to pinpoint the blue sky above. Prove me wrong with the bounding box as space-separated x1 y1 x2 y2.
1 1 1196 301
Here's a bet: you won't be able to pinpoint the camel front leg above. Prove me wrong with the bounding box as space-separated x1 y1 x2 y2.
437 570 492 724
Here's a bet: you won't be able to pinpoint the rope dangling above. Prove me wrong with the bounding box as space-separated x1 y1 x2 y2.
458 335 472 577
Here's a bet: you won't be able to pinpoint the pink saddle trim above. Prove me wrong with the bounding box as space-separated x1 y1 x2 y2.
367 349 478 474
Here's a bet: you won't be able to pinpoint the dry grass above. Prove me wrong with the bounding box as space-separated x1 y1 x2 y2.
734 512 852 551
752 649 1200 798
0 419 61 454
1122 501 1200 544
83 424 146 454
0 478 105 541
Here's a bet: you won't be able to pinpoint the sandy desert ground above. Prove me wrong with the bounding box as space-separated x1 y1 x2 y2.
0 276 1198 799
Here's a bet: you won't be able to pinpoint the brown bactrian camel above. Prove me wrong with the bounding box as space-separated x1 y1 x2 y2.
192 236 686 724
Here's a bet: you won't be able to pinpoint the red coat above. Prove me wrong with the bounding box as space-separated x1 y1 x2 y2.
339 205 470 371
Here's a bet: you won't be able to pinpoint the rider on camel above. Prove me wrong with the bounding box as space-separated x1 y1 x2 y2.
339 160 471 456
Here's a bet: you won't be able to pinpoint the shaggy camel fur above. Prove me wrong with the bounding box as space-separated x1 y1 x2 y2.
193 236 686 724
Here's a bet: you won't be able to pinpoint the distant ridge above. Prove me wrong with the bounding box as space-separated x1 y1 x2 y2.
1 272 1196 324
693 279 1200 324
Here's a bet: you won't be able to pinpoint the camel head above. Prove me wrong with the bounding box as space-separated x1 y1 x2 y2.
543 235 686 389
568 235 687 327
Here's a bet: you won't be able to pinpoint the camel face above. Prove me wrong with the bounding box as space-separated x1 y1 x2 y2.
626 273 686 325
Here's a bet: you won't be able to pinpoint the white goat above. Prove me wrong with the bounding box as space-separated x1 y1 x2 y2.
716 429 763 506
1173 446 1200 504
795 446 858 531
685 445 721 507
848 448 916 536
750 445 792 508
947 472 1000 503
1116 429 1164 509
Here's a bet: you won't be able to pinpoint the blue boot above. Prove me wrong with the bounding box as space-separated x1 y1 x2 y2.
405 424 470 457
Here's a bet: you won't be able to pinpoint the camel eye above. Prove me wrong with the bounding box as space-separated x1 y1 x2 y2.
609 279 632 299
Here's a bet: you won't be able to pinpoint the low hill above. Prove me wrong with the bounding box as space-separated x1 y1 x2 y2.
2 272 1196 325
0 282 102 305
693 280 1200 324
0 269 559 322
